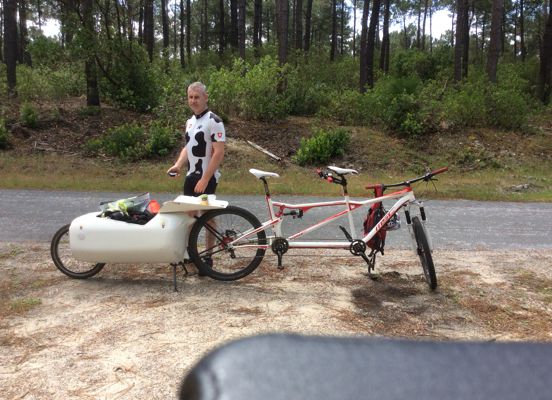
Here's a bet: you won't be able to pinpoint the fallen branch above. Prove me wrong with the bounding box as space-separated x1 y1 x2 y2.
246 140 282 162
33 141 75 155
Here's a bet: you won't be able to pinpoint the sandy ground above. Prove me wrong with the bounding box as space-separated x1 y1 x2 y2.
1 242 552 399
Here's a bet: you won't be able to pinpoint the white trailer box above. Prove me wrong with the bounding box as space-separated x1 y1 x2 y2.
69 195 227 263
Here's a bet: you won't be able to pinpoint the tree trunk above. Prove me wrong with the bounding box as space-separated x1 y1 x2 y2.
303 0 312 52
429 0 433 52
330 0 337 61
340 0 345 54
230 0 238 50
454 0 465 81
481 10 487 53
172 1 177 54
143 0 154 61
0 7 3 63
486 0 502 83
254 0 263 55
359 0 370 92
462 0 470 78
82 0 100 106
275 0 288 65
186 0 191 63
450 9 455 46
128 0 135 42
366 0 381 88
379 0 390 72
520 0 526 61
538 10 552 103
295 0 302 50
352 0 357 57
18 0 32 66
180 0 186 68
421 0 428 51
238 0 246 58
61 0 77 47
201 0 208 50
219 0 226 54
161 0 169 50
138 0 144 44
3 0 17 96
416 0 421 48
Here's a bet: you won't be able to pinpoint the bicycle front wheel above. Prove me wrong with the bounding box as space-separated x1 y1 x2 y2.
412 216 437 290
51 224 105 279
188 206 267 281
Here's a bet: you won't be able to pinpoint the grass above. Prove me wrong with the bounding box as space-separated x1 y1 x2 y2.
1 151 552 201
10 297 42 313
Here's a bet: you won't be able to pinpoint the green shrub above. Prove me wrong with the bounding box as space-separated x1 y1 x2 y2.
208 60 244 117
443 83 488 128
488 86 531 129
100 41 160 111
97 123 147 161
293 128 351 166
20 103 39 128
317 89 378 125
239 56 289 120
153 66 194 127
391 49 443 81
0 119 10 149
146 121 179 157
209 56 289 121
27 35 67 67
85 121 179 161
16 64 83 100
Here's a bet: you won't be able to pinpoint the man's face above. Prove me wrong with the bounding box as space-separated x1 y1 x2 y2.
188 88 208 115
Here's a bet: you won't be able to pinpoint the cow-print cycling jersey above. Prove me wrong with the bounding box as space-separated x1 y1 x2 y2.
184 110 226 182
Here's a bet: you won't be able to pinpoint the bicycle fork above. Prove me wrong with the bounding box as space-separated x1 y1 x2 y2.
405 201 434 253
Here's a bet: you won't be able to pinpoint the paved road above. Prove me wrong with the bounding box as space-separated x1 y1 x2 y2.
1 189 551 249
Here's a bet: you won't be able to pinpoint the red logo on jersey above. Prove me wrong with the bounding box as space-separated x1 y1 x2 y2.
217 132 223 138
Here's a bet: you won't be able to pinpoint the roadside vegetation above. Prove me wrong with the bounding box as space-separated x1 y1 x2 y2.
1 4 552 202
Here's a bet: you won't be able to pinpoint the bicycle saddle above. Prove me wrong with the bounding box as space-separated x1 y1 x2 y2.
327 166 358 175
249 169 280 179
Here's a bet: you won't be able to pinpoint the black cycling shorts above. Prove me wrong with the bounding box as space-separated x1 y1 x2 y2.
183 173 217 196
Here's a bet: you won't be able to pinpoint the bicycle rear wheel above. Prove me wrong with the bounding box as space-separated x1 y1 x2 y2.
51 224 105 279
188 206 267 281
412 216 437 290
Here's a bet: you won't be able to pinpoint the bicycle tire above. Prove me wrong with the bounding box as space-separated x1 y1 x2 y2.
412 216 437 290
51 224 105 279
188 206 267 281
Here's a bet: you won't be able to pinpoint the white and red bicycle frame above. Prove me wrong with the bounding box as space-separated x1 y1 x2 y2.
236 167 434 253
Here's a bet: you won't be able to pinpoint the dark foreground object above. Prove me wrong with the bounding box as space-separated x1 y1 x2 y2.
180 334 552 400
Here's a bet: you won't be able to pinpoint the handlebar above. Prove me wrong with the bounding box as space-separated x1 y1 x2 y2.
365 167 448 190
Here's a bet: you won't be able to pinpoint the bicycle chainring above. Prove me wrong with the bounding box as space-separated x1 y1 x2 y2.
349 240 367 256
271 237 289 255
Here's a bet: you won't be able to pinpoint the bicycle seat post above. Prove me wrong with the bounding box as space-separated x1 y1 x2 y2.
260 177 271 197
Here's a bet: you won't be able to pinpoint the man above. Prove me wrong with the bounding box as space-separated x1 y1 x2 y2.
167 82 225 196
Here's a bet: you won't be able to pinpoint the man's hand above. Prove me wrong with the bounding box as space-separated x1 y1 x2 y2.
167 165 181 177
194 177 209 193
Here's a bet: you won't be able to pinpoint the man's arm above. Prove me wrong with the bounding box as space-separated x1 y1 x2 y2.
194 142 225 193
167 146 188 176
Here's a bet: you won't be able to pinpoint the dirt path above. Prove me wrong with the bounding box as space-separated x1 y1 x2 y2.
1 242 552 399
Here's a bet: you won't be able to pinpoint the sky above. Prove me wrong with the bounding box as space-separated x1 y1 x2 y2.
39 9 453 43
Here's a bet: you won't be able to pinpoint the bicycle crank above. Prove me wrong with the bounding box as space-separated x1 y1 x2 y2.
271 238 289 270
